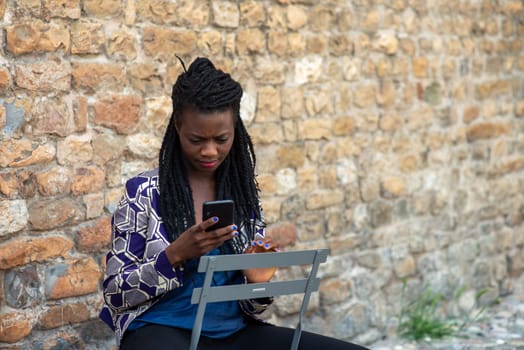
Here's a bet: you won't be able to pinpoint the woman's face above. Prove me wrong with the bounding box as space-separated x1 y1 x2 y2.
176 107 235 176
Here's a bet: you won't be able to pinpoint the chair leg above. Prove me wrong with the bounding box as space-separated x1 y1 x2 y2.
189 258 216 350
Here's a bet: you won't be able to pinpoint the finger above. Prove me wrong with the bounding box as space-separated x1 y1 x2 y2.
212 224 238 238
249 240 275 253
198 217 220 232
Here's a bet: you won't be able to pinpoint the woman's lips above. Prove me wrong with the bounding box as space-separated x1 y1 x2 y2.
199 160 218 168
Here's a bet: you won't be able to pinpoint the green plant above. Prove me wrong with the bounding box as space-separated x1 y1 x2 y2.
397 281 495 342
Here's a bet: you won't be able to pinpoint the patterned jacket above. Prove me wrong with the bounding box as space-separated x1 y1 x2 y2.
99 169 270 346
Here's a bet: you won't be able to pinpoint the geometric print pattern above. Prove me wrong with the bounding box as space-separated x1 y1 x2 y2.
100 169 184 345
99 169 270 346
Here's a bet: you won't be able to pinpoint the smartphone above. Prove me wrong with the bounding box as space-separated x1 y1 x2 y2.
202 200 234 232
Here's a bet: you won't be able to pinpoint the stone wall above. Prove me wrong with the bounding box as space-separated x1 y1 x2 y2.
1 0 523 348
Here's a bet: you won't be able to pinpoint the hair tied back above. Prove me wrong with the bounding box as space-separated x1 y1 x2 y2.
175 55 187 73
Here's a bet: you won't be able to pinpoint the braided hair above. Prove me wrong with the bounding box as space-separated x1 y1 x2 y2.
158 57 262 254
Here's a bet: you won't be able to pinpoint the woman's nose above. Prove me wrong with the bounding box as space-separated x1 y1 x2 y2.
201 142 218 157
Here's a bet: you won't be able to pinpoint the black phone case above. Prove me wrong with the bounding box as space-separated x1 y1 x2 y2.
202 200 234 231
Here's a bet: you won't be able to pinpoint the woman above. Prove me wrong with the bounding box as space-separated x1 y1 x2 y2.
100 57 367 350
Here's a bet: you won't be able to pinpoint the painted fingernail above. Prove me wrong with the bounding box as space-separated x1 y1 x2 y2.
212 217 218 222
258 240 263 245
264 243 270 248
232 225 237 230
252 241 257 246
233 231 238 236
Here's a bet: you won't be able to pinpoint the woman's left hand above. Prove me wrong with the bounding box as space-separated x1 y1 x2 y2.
243 238 279 283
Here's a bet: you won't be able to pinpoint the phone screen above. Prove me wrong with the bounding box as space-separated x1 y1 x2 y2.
202 200 234 232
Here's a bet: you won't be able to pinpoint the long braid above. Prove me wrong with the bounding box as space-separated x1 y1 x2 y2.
159 57 262 252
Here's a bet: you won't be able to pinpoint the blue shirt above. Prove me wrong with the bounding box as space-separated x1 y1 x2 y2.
128 247 247 338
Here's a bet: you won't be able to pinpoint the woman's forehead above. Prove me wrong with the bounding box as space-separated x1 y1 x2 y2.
177 108 235 133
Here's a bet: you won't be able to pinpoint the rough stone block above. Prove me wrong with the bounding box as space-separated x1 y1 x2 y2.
476 80 511 99
249 123 284 145
319 166 337 188
294 55 322 84
463 105 480 123
287 32 306 56
71 22 104 54
256 86 280 122
353 84 376 108
177 0 210 27
143 96 171 137
83 0 121 17
128 63 162 94
306 190 344 210
43 0 81 19
30 97 70 137
6 21 70 55
268 31 287 56
0 0 6 19
126 133 162 158
83 192 104 219
277 145 306 168
298 119 332 140
320 278 351 305
368 200 392 228
15 59 71 92
143 27 196 58
240 1 265 27
71 166 105 195
0 138 32 167
212 1 239 28
39 303 90 329
307 34 328 54
57 134 93 165
0 171 19 198
5 265 42 308
28 198 78 230
135 0 176 24
333 117 355 136
0 236 73 270
281 87 304 119
197 30 223 56
286 5 307 30
330 34 352 56
16 170 37 199
0 67 11 90
106 29 137 59
0 312 32 343
93 95 142 134
466 121 512 142
304 88 333 116
45 257 101 299
0 199 27 237
72 62 127 92
92 134 125 165
236 28 265 55
76 216 111 253
381 176 406 198
309 6 334 31
266 222 297 248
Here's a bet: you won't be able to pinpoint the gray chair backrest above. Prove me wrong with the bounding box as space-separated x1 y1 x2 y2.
189 249 329 350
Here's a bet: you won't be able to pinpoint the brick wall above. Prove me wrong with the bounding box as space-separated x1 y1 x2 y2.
1 0 523 348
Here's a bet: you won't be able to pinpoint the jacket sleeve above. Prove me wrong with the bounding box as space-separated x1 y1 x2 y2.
102 178 182 313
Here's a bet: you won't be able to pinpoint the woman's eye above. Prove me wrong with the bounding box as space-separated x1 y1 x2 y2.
216 138 229 144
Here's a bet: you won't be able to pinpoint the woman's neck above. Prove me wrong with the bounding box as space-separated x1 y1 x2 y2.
188 173 216 224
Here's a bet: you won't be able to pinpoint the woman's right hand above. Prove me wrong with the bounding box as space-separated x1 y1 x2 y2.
164 217 237 267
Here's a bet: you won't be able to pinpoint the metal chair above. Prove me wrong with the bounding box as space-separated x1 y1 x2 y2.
189 249 329 350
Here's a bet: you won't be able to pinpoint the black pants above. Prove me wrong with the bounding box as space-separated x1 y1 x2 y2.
120 323 369 350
